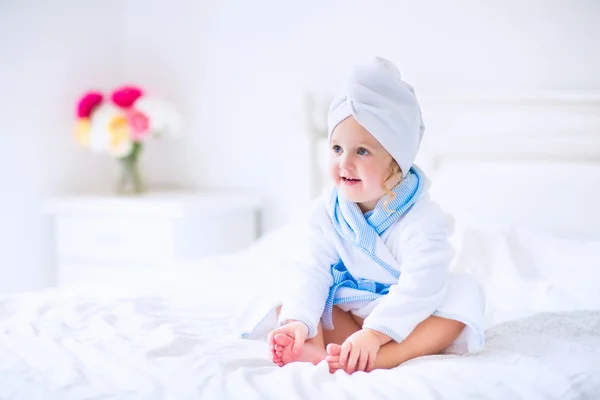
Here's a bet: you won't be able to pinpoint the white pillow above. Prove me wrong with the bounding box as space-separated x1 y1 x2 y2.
246 223 311 264
510 228 600 309
451 226 600 328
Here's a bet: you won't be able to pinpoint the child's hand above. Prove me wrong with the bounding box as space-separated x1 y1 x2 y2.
267 320 309 360
339 328 382 374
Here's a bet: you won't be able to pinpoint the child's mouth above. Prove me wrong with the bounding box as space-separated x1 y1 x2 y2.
342 177 361 185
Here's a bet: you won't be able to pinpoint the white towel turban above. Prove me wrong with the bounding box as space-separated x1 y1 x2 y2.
327 57 425 177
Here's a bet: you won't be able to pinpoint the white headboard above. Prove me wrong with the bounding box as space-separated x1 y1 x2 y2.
421 93 600 236
307 92 600 236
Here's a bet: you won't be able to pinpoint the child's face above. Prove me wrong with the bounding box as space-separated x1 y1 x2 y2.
329 116 400 212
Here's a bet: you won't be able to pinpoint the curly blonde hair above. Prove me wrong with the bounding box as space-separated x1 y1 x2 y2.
382 158 402 213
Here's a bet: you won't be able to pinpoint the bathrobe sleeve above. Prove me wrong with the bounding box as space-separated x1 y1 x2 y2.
278 202 339 338
362 199 455 342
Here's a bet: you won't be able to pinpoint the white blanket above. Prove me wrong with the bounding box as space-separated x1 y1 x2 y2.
1 253 599 399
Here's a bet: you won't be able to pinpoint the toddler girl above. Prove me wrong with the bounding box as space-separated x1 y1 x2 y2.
238 57 484 374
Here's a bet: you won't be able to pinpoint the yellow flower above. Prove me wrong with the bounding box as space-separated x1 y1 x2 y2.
74 118 90 146
107 114 133 158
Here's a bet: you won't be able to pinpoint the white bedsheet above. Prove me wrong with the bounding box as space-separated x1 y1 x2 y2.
1 254 599 400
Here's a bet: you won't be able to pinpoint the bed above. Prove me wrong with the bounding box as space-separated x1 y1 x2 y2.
2 93 600 399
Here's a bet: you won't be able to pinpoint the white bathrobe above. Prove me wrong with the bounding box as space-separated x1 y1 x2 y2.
235 57 484 352
236 186 485 354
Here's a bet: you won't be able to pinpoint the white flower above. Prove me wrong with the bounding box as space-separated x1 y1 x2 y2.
87 103 135 158
88 103 121 153
134 97 182 137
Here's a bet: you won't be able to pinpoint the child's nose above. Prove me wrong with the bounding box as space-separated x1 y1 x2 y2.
339 154 356 170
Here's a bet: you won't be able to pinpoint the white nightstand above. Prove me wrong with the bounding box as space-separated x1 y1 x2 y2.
43 191 262 287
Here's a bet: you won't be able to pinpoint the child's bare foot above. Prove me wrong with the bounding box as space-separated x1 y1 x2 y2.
272 333 290 366
273 333 326 366
325 343 345 373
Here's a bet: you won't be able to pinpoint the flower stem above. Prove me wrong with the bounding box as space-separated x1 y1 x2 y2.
117 142 145 194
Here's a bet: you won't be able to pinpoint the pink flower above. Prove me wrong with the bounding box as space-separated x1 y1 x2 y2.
126 109 150 141
111 85 144 109
76 91 103 118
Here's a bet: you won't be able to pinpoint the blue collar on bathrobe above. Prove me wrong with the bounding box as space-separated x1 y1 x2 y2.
327 165 424 254
322 166 425 329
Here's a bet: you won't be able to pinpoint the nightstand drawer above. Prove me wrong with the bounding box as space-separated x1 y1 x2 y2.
56 215 173 263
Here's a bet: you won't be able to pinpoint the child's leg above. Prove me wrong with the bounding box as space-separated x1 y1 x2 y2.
326 315 465 372
373 315 465 369
271 307 327 366
322 306 364 372
322 305 363 345
271 305 362 367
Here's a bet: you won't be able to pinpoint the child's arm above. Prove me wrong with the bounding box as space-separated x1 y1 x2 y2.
277 205 338 339
362 200 455 343
365 328 392 345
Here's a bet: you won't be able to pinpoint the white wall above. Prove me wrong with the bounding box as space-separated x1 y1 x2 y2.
0 0 598 295
0 0 121 295
120 0 600 232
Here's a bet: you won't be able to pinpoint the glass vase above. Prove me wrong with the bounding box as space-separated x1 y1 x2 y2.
116 143 145 195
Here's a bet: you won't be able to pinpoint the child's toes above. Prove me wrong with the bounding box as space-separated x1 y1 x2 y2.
327 361 344 373
326 343 342 356
326 355 341 363
273 333 293 347
326 354 344 373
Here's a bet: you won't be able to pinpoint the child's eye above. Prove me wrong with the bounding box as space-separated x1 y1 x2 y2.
332 145 342 153
357 147 370 156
